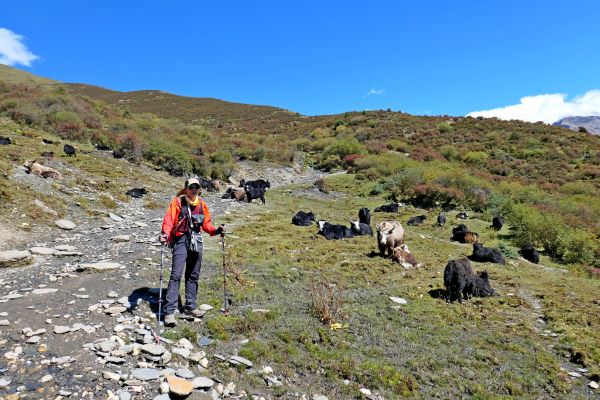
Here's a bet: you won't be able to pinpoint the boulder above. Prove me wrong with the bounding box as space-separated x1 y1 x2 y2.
77 262 122 272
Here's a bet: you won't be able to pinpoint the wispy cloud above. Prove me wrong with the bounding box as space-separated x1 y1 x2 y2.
467 90 600 124
364 88 385 98
0 28 38 67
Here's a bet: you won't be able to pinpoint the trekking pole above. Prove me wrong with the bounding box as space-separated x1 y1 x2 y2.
220 227 229 315
156 244 165 343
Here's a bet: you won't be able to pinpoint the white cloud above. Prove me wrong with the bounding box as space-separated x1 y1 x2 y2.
364 88 385 98
467 90 600 124
0 28 38 67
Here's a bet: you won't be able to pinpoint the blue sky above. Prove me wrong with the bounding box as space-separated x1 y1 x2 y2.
2 1 600 121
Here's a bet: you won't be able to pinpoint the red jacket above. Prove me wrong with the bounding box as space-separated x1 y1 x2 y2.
161 196 218 243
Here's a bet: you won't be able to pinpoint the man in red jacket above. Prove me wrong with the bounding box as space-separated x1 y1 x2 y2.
159 178 225 327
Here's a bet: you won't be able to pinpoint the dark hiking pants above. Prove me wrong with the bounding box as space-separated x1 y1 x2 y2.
165 235 202 315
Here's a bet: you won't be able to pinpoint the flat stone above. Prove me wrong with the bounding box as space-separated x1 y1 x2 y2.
0 250 33 268
166 374 194 396
32 288 58 295
176 368 195 379
197 337 212 346
389 296 408 305
40 374 53 383
176 338 194 350
105 306 127 315
97 340 118 353
0 320 8 326
105 356 126 364
108 213 124 222
77 262 122 272
172 347 191 358
30 247 57 256
192 376 215 389
55 220 76 230
265 376 283 387
118 390 131 400
199 304 214 311
590 381 599 389
103 371 121 381
229 355 253 368
568 371 582 378
0 377 12 387
313 396 329 400
111 235 130 242
141 344 166 356
26 336 41 344
54 325 71 334
359 388 372 396
54 245 77 252
131 368 161 381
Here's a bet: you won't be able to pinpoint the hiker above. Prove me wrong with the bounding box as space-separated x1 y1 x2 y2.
159 177 225 327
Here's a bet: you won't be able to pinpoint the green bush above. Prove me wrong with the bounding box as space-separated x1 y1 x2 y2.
323 137 366 159
439 145 459 160
463 151 489 165
379 168 425 200
437 122 453 133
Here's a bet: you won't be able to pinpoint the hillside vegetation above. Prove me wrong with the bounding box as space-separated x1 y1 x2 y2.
0 66 599 398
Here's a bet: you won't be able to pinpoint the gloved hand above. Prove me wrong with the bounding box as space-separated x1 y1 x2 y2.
159 232 169 244
215 225 226 237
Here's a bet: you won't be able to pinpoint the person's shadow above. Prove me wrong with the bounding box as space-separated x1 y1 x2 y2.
128 287 186 321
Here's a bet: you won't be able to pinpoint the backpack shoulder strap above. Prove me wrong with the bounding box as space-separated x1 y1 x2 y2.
178 195 188 221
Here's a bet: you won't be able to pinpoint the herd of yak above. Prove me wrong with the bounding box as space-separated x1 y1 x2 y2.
292 204 541 303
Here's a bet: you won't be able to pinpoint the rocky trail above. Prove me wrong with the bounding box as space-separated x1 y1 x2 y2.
0 164 329 400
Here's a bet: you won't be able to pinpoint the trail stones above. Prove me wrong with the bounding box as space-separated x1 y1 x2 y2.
166 374 194 396
54 325 71 334
0 250 33 268
103 371 121 381
192 376 215 389
111 235 130 242
55 220 76 230
30 247 57 256
109 213 124 222
132 368 161 381
77 262 122 272
141 344 166 356
32 288 58 295
176 368 195 379
590 381 599 389
229 355 253 368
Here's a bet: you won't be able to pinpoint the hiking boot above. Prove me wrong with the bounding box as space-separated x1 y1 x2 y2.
183 308 205 318
164 314 177 327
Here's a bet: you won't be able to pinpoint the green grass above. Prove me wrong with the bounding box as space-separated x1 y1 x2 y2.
190 174 598 398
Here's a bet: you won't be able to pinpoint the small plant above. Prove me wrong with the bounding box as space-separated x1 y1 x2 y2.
309 277 345 325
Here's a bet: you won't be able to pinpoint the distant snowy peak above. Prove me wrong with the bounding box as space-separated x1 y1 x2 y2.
553 116 600 135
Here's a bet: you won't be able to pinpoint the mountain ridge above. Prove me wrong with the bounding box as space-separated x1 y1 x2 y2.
553 115 600 135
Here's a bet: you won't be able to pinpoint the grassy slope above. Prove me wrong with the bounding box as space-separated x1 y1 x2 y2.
188 174 599 399
0 64 57 86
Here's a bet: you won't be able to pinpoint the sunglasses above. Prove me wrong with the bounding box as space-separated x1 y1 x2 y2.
188 184 200 190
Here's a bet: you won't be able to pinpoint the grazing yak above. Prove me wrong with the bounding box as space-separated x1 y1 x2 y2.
317 220 354 240
444 258 495 303
407 215 427 226
451 224 479 244
42 138 57 145
23 160 63 180
491 215 504 231
197 177 222 192
456 211 468 220
437 212 446 227
113 148 125 159
374 203 400 213
292 211 315 226
519 244 540 264
126 188 147 198
358 207 371 225
94 144 111 151
0 136 12 145
350 220 373 236
471 242 506 265
63 144 76 156
376 220 404 257
392 243 418 269
240 179 270 190
244 185 266 204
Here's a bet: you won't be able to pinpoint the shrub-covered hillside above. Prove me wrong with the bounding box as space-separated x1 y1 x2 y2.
1 65 599 270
